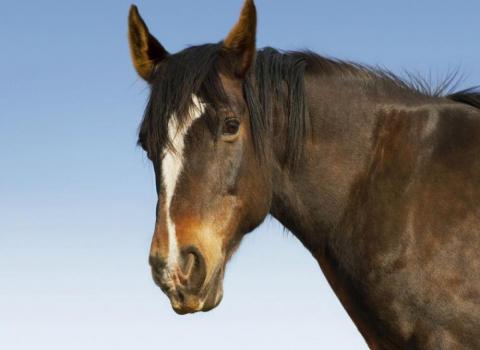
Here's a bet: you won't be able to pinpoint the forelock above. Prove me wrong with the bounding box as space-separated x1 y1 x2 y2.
139 43 229 158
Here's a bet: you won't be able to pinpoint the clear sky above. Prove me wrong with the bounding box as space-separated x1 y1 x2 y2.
1 1 479 349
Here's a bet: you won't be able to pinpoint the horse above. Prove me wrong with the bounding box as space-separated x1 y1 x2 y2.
127 1 480 348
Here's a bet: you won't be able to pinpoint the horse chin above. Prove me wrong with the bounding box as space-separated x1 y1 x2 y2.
170 285 223 315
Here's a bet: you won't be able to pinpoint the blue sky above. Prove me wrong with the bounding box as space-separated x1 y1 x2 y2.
1 1 479 349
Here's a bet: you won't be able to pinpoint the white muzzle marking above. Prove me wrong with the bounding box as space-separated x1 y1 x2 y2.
162 95 206 269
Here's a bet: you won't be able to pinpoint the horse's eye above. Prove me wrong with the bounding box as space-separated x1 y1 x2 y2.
222 118 240 136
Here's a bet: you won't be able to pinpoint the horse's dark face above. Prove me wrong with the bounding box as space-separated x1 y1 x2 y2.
129 1 270 313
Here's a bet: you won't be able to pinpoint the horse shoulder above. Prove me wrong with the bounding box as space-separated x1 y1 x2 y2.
333 103 480 346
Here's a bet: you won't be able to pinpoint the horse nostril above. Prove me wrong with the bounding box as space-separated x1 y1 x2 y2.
181 253 196 279
180 247 207 293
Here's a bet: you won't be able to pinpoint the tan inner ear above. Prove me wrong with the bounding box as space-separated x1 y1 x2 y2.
128 5 168 81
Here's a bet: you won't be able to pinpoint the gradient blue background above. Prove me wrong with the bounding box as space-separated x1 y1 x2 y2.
1 1 479 349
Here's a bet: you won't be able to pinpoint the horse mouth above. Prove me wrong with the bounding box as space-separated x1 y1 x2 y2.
170 288 223 315
170 281 223 315
153 266 225 314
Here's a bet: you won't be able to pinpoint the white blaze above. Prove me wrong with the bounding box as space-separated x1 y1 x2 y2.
163 95 205 268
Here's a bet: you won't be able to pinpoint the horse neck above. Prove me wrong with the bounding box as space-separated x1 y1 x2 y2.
268 70 380 254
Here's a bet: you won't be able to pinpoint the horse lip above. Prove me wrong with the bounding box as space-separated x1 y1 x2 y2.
169 268 225 314
169 291 204 314
171 302 199 315
170 291 222 314
151 261 225 314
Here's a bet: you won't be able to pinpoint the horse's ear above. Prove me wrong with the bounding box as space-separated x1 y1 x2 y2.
128 5 168 82
222 0 257 78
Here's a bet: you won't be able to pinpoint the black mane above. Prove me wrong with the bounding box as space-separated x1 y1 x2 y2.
139 44 480 167
448 87 480 109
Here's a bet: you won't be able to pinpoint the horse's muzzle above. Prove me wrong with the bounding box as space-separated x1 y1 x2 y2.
149 247 222 314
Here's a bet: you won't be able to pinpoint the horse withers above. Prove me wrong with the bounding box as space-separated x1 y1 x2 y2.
128 1 480 348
